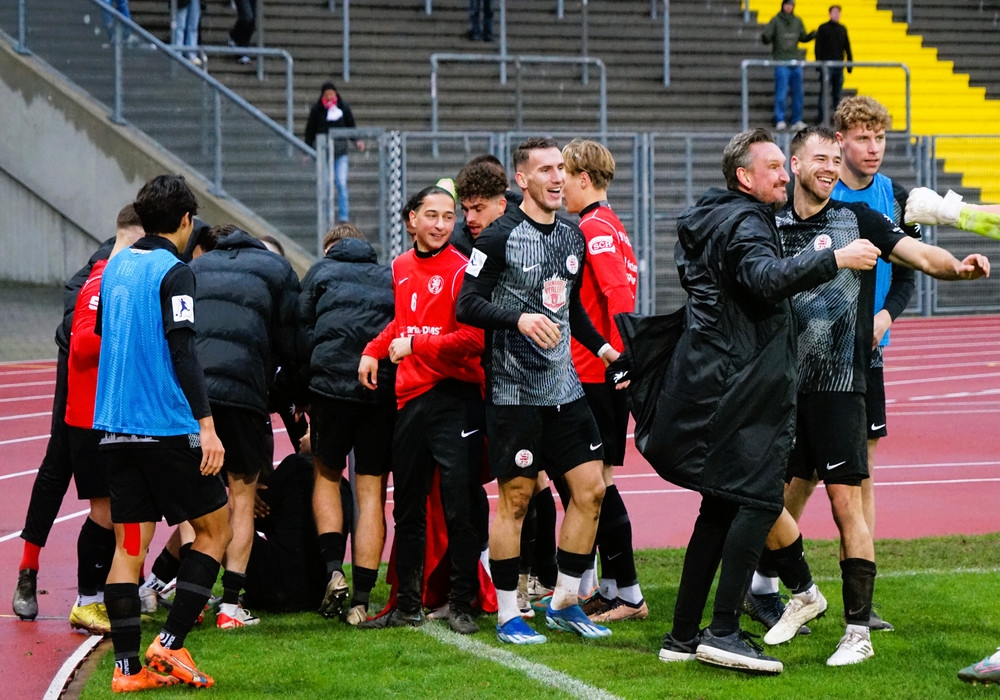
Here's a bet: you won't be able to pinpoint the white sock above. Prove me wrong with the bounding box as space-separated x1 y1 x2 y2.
578 561 597 597
142 575 167 592
76 593 102 607
750 572 779 595
794 583 818 601
496 589 520 626
598 578 617 600
219 602 240 617
552 572 582 610
845 623 870 638
617 584 643 606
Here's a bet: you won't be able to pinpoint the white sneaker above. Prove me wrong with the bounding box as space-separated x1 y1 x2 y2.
526 575 553 601
139 586 159 614
791 120 808 131
775 121 788 131
827 629 874 666
764 589 827 645
217 604 260 629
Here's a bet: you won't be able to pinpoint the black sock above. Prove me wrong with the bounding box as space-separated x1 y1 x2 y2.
162 549 219 649
556 548 593 578
596 485 638 588
756 545 779 579
77 517 115 596
221 569 246 606
519 498 538 575
490 557 519 592
149 549 180 586
772 535 814 593
532 488 558 588
105 582 141 675
318 531 346 576
351 566 378 608
841 557 877 625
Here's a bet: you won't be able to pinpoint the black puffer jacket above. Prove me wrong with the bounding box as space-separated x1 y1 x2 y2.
298 237 395 404
621 188 837 509
189 230 303 416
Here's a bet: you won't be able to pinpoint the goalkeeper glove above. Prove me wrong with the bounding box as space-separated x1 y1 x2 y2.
905 187 964 226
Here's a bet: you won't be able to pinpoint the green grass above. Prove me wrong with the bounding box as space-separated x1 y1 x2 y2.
80 534 1000 699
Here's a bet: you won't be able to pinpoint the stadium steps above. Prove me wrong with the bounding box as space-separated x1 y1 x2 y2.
747 0 1000 203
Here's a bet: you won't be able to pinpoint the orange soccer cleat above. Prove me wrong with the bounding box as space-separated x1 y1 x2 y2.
144 637 214 688
112 666 182 693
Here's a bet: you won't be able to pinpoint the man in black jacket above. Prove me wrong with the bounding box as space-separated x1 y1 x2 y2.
188 224 303 629
624 128 877 674
814 5 853 124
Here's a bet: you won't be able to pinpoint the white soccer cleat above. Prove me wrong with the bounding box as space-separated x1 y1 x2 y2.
763 589 827 645
827 629 874 666
905 187 964 226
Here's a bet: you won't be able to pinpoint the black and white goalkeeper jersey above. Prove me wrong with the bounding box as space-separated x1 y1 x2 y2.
456 207 606 406
775 200 905 394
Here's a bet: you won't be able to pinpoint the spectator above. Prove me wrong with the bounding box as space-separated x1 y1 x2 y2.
468 0 494 42
814 5 853 124
173 0 202 66
761 0 815 131
305 82 366 224
228 0 255 64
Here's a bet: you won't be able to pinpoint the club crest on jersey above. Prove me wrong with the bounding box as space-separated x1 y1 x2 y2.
542 276 568 312
514 449 533 468
427 275 444 294
814 234 833 251
566 254 579 274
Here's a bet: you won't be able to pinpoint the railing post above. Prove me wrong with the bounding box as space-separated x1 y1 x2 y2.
557 0 564 20
515 58 523 132
256 0 264 80
212 90 224 195
662 0 669 87
499 0 507 85
819 63 829 126
426 0 432 16
430 56 439 158
581 0 589 86
740 59 750 131
16 0 29 53
343 0 351 82
285 54 295 135
316 134 328 256
597 59 607 136
111 22 125 124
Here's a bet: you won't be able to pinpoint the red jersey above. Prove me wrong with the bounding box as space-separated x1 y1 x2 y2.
570 202 638 383
65 259 106 428
364 245 485 408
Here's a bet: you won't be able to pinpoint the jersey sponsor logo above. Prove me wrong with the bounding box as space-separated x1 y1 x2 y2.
87 294 100 311
514 449 534 468
587 235 616 256
566 254 579 274
542 276 567 312
814 234 833 251
172 295 194 323
411 292 418 312
406 325 441 336
467 248 487 277
427 275 444 294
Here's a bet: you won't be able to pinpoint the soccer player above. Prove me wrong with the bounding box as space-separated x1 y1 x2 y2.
188 223 303 630
560 138 646 623
97 175 232 691
773 127 988 666
298 223 396 625
357 185 486 635
456 137 617 645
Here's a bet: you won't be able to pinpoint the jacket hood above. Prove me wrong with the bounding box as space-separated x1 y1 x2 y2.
677 188 767 255
325 236 378 264
215 229 267 252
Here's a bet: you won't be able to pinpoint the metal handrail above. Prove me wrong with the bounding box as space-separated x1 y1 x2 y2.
430 52 608 152
740 59 911 133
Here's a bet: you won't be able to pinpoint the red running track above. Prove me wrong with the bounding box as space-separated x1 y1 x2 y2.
1 316 998 696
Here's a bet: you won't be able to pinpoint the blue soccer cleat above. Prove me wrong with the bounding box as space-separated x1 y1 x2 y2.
497 616 547 645
545 603 612 639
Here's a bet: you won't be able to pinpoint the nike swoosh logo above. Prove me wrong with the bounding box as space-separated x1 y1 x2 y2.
398 277 409 284
461 429 479 438
870 423 885 431
522 264 540 272
847 607 867 618
590 443 602 451
826 460 846 470
607 552 621 561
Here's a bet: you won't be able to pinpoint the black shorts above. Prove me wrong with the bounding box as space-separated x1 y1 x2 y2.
581 382 629 467
211 404 273 480
786 392 869 486
67 426 110 500
106 445 229 526
865 363 888 440
310 395 395 477
487 397 603 481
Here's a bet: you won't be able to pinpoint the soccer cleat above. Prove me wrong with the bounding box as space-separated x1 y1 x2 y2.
217 605 260 629
517 574 535 618
145 638 214 687
580 592 614 617
959 648 1000 685
589 598 649 623
344 604 368 626
426 603 450 620
530 594 553 614
112 666 182 693
318 570 349 619
545 603 612 639
138 586 158 615
826 629 874 667
696 628 783 675
526 575 553 601
357 608 424 629
869 606 894 632
763 589 827 645
70 602 111 635
448 610 480 635
496 616 546 645
741 591 785 629
659 631 701 662
13 568 39 620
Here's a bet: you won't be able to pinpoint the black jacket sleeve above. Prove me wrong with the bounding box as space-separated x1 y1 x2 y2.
456 233 521 330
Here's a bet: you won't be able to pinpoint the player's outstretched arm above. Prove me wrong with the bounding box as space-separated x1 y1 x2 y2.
889 236 991 281
905 188 1000 240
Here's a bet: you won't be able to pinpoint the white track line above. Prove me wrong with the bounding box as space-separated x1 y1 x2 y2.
0 468 40 481
0 394 52 404
0 380 56 389
42 635 104 700
421 623 624 700
0 509 89 544
0 411 52 422
0 434 49 446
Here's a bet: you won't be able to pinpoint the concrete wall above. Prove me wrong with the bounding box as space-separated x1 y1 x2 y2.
0 42 313 282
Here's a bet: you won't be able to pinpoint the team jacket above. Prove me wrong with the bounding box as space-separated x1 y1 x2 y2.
363 243 485 409
65 259 107 428
570 201 638 384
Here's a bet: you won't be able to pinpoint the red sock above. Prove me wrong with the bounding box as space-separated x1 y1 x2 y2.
20 541 41 572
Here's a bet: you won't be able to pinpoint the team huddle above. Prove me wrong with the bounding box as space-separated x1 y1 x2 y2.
11 94 997 692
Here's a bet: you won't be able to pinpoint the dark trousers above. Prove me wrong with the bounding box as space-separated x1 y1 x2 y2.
672 493 780 639
817 67 845 124
230 0 256 46
21 349 73 547
392 381 484 615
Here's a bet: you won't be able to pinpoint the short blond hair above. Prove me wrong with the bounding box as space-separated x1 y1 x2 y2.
561 139 616 190
834 95 892 133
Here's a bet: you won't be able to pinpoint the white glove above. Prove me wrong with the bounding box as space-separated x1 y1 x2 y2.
905 187 964 226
